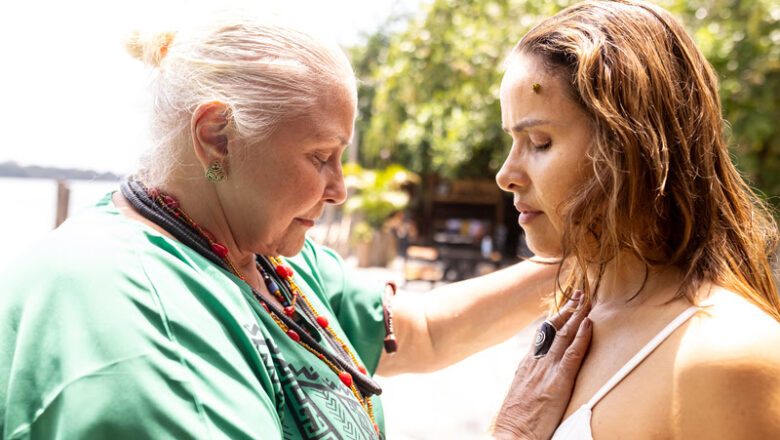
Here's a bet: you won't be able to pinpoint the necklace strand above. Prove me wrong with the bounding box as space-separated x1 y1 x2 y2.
120 180 381 434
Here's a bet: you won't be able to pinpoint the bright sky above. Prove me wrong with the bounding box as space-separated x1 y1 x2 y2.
0 0 421 174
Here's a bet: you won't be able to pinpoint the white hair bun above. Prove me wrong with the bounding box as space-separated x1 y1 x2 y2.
125 31 176 67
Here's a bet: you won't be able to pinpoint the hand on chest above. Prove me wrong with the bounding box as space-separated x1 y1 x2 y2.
561 303 695 439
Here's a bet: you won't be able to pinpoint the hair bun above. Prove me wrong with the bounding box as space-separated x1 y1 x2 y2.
125 31 176 67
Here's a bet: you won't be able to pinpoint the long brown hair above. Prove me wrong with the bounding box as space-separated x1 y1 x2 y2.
512 0 780 319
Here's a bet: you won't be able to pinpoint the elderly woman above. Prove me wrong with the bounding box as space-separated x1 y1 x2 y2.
495 0 780 438
0 20 590 440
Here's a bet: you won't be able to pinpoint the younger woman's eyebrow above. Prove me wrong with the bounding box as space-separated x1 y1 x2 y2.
502 118 551 133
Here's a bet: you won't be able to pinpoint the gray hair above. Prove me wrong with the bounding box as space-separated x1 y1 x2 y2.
126 20 357 185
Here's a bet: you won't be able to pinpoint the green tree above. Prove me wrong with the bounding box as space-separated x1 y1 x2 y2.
666 0 780 203
352 0 780 205
357 0 567 179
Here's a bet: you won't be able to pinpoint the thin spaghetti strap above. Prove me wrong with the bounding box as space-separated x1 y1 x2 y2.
584 306 699 409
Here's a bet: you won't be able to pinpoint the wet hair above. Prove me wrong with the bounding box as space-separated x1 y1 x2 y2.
126 19 356 185
510 0 779 319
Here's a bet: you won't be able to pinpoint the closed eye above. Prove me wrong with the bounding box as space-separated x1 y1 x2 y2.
311 153 330 169
532 141 552 151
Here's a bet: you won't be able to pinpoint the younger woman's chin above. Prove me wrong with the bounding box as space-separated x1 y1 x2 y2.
524 238 562 259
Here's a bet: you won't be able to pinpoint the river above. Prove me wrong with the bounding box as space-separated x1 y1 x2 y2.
0 177 119 270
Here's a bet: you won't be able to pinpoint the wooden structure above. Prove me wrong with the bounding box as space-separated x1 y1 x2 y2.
54 180 70 228
405 177 509 283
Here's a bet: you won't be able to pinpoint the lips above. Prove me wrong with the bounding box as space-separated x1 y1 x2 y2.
514 202 543 225
294 218 316 227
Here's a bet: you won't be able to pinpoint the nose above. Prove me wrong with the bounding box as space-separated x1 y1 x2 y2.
496 143 530 193
324 161 347 205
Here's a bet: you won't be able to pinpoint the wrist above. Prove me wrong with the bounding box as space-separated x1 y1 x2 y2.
491 395 547 440
489 426 539 440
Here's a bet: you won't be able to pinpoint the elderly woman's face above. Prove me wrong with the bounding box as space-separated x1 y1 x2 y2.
224 84 355 257
496 53 593 257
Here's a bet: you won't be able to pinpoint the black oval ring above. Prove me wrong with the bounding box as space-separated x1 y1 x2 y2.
533 320 557 358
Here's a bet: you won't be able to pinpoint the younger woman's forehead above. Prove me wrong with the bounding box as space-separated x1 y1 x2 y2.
501 55 545 89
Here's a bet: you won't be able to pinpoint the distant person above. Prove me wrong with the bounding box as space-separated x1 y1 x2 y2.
0 18 590 439
495 0 780 438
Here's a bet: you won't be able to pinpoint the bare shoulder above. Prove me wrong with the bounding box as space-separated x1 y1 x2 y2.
671 287 780 439
680 286 780 361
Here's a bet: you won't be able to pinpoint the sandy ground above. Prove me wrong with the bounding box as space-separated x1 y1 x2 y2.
352 262 537 440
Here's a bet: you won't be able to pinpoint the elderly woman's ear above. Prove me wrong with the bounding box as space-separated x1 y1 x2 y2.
191 100 232 167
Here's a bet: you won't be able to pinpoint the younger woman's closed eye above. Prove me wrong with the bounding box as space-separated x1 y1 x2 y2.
532 140 552 151
528 134 552 151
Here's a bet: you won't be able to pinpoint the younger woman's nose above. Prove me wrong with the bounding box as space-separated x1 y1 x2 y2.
496 149 530 192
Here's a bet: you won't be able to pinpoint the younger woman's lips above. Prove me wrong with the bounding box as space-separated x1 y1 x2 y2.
518 211 542 225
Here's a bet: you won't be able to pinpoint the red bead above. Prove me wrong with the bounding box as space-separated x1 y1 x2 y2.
211 243 229 258
358 366 367 375
284 306 295 317
275 265 293 278
162 195 179 209
338 371 353 388
261 303 270 312
374 423 380 433
317 353 325 360
286 329 300 342
316 316 329 328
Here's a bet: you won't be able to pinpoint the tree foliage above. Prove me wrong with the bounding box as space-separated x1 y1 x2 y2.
351 0 780 203
343 163 419 230
666 0 780 201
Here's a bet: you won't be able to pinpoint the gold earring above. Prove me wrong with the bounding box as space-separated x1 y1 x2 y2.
532 83 541 93
206 161 226 182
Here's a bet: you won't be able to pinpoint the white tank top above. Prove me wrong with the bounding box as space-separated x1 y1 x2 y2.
551 306 699 440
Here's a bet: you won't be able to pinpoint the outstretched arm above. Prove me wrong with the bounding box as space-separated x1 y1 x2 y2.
376 259 560 375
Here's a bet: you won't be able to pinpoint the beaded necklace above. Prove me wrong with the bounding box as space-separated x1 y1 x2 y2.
120 180 382 435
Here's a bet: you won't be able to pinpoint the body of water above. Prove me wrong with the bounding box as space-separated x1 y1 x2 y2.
0 177 119 270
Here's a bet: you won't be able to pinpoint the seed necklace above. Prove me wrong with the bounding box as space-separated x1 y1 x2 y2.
120 180 382 435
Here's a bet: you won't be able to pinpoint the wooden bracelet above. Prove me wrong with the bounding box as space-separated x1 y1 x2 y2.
382 281 398 353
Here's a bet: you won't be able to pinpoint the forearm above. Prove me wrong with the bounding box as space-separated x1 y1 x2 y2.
377 260 558 375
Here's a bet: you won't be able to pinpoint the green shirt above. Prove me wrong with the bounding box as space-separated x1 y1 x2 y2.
0 194 386 439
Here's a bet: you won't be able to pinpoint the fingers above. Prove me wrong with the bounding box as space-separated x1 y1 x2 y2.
495 301 592 440
546 296 591 361
559 317 592 374
546 290 583 332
